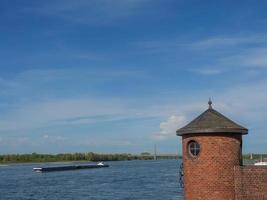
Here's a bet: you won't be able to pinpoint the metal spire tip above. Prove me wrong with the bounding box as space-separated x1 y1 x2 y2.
208 97 212 109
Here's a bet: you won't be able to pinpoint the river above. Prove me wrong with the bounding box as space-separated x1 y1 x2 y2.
0 159 183 200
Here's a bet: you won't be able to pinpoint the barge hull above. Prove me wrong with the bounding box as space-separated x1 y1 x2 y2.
33 164 109 172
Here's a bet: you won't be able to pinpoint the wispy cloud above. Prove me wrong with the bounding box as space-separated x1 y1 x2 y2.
0 98 129 131
221 47 267 69
43 134 66 141
134 34 267 73
134 34 267 52
0 68 150 132
0 68 145 98
1 73 267 152
189 68 224 75
22 0 154 25
40 134 68 147
0 94 188 132
152 78 267 148
189 35 267 70
0 136 30 146
189 35 267 49
76 138 133 147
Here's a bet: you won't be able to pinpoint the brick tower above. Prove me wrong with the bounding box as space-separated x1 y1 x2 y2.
176 99 248 200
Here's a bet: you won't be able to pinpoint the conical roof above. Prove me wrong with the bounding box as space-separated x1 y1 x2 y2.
176 100 248 136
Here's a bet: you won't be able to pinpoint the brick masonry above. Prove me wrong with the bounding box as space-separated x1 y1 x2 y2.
182 133 242 200
234 165 267 200
182 133 267 200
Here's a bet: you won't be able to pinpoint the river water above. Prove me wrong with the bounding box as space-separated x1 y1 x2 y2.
0 160 183 200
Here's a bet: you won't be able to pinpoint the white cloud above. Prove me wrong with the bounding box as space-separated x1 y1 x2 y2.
150 77 267 145
154 115 187 140
0 67 267 153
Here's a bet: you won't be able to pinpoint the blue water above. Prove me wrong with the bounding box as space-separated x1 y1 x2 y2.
0 160 183 200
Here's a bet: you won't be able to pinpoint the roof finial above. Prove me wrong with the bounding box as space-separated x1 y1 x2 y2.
208 97 212 109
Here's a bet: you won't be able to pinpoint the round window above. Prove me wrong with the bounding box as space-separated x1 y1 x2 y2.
188 140 200 158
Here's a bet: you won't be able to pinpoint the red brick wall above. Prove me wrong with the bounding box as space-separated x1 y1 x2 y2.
182 133 242 200
234 165 267 200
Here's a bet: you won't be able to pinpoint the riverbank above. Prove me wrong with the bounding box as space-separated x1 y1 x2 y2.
0 152 181 164
1 152 265 164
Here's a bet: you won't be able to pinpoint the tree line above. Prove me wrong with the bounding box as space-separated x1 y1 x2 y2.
1 152 263 163
243 153 267 161
0 152 181 163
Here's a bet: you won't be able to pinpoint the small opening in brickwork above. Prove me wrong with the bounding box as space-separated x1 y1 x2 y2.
188 140 200 158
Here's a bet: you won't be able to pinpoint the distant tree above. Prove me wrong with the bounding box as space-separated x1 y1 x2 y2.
0 152 185 163
141 152 151 156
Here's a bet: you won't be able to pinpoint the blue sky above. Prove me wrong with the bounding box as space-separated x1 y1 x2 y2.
0 0 267 154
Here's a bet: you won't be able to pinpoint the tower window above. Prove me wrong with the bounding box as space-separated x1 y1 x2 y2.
188 140 200 158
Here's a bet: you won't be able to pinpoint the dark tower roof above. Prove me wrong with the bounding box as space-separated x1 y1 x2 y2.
176 99 248 136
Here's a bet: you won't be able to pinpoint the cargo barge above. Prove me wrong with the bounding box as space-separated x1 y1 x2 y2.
33 162 109 172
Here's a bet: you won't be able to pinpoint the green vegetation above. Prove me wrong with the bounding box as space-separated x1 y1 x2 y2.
1 153 266 164
243 153 267 161
140 152 151 156
0 152 181 163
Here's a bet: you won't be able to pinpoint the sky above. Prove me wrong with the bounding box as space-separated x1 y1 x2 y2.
0 0 267 154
